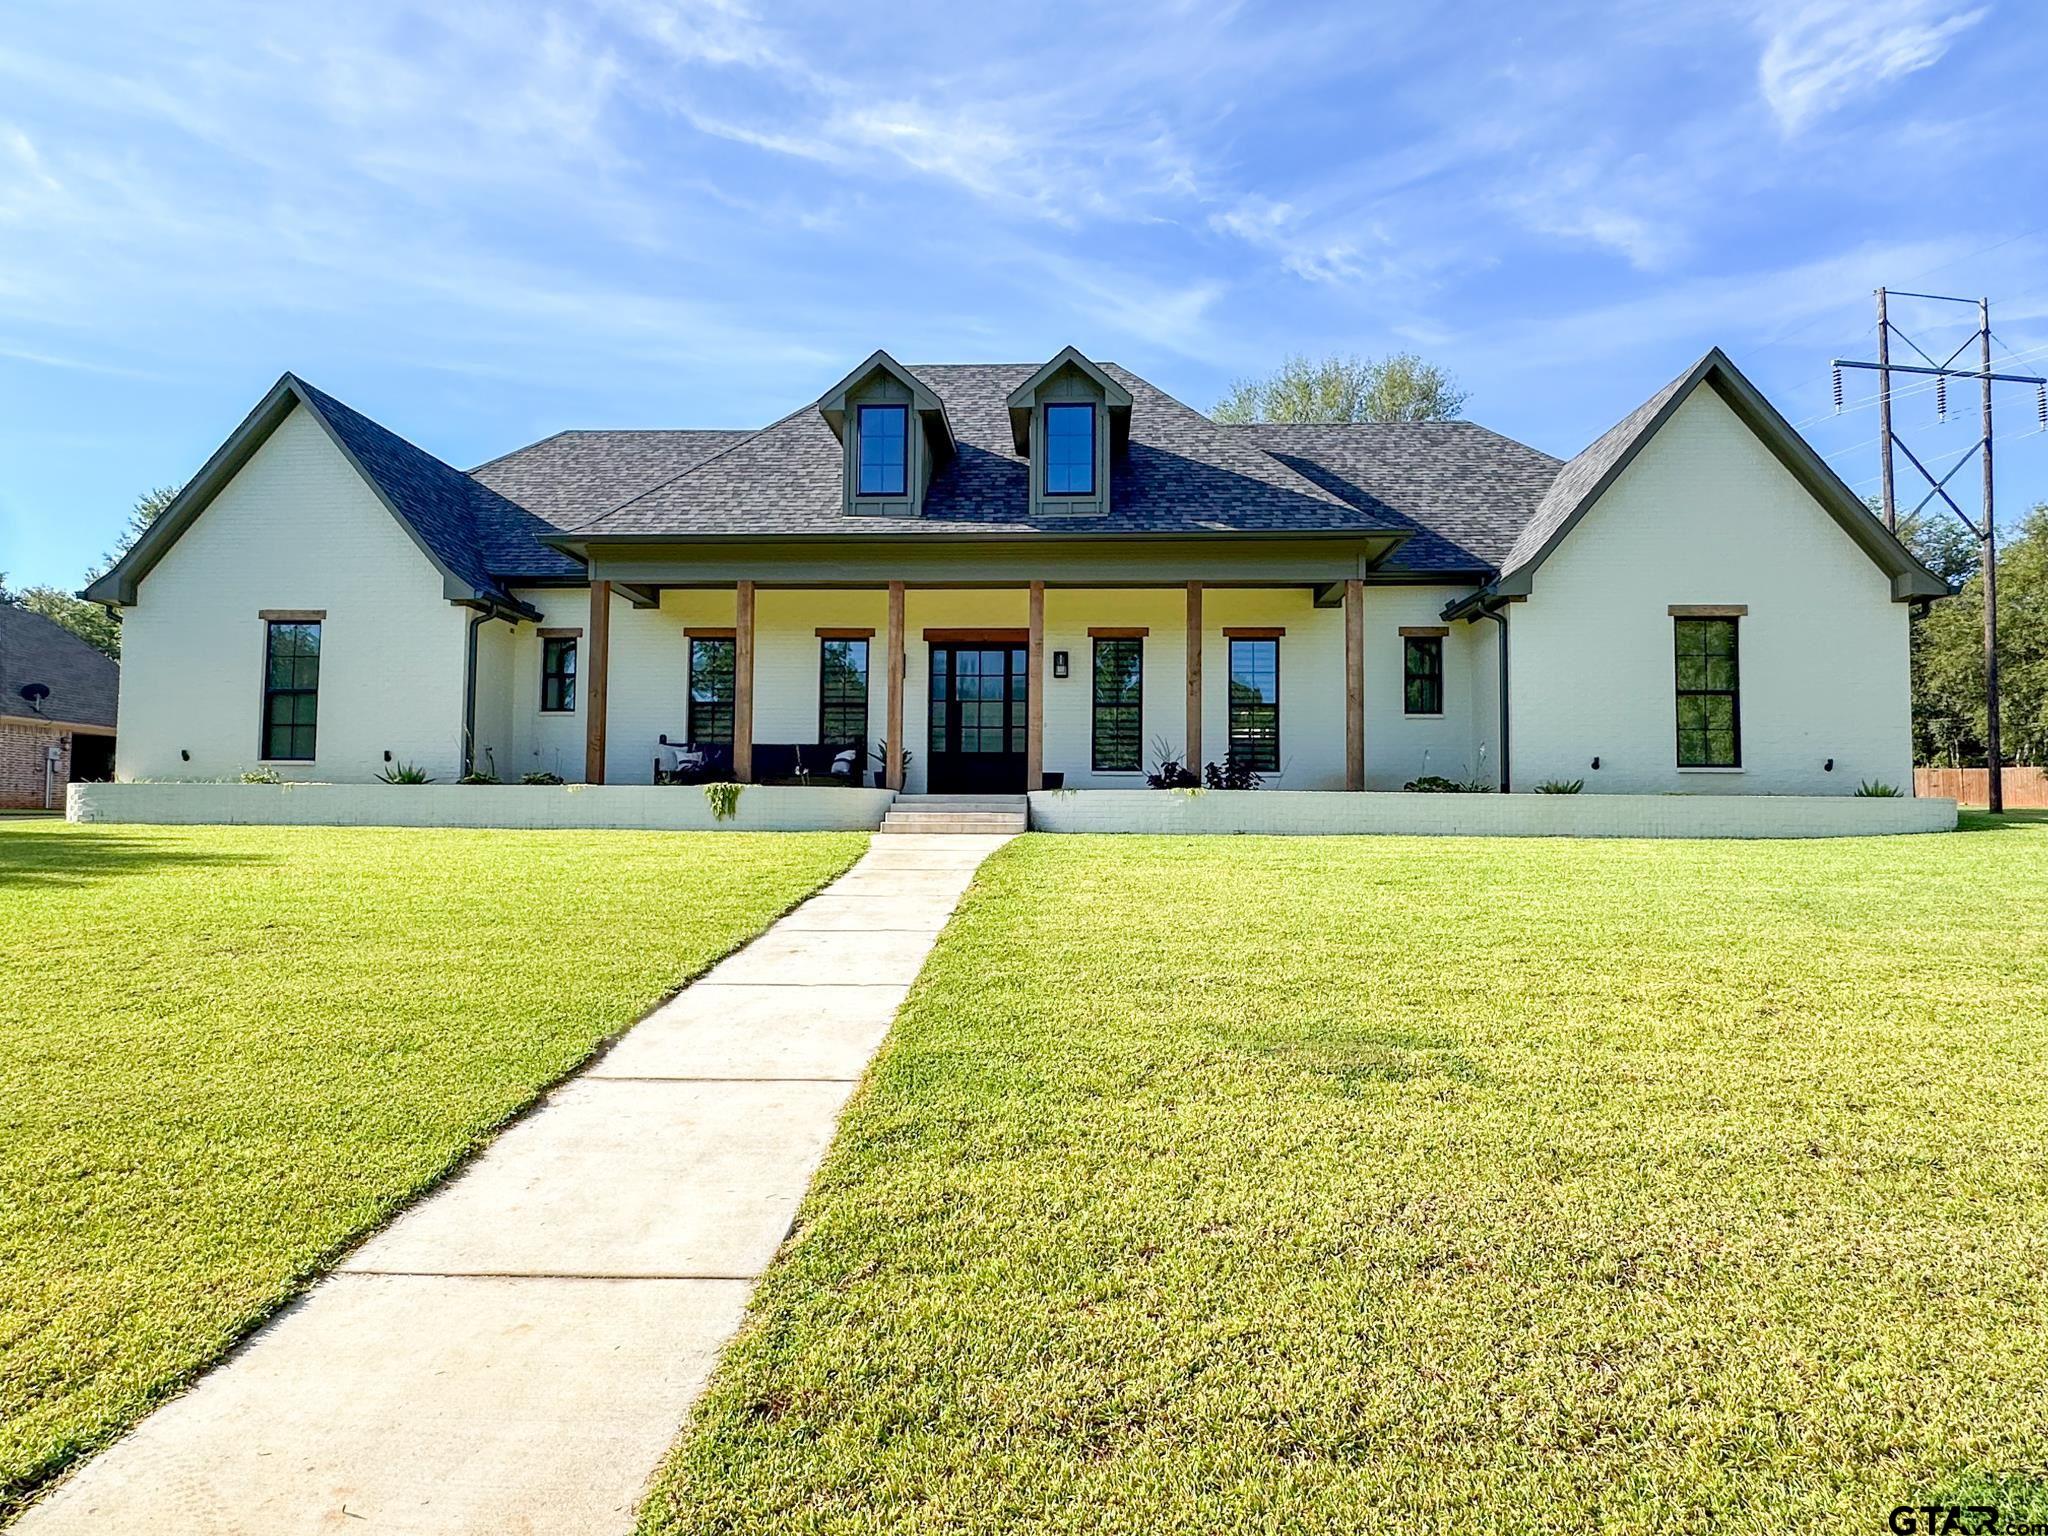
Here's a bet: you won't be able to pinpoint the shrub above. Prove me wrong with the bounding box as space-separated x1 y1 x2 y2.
1145 737 1200 789
1855 779 1903 797
704 780 744 821
1404 774 1466 793
1535 778 1585 794
458 771 501 785
237 767 282 785
520 771 565 786
1203 757 1265 791
375 761 434 784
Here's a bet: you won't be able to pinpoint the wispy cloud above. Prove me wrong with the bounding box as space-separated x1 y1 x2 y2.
1757 0 1988 132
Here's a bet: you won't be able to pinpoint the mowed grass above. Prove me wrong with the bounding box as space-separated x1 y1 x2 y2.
647 812 2048 1535
0 820 864 1513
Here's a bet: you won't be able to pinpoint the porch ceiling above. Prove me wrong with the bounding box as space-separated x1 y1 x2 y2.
567 533 1408 589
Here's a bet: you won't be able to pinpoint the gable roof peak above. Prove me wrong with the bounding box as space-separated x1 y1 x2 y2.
815 349 956 460
1004 346 1134 454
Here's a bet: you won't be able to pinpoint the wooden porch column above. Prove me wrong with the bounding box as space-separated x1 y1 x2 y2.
584 579 611 784
1344 577 1365 791
1184 581 1203 770
1026 580 1045 791
885 581 906 790
733 580 755 783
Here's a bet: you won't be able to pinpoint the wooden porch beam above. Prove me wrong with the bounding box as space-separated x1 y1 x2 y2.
885 581 906 790
1185 581 1202 770
1027 580 1045 791
1344 577 1365 792
733 580 755 783
584 580 610 784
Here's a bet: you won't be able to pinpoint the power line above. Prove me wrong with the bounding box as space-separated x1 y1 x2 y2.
1832 289 2048 814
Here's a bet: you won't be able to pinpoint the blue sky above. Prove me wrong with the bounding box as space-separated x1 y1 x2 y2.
4 0 2046 588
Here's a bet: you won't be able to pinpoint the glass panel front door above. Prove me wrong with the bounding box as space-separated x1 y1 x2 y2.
928 644 1027 792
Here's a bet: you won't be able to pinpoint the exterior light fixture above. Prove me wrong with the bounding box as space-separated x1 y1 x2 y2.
1053 650 1069 678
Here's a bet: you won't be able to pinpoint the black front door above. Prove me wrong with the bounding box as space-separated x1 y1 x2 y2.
928 644 1027 792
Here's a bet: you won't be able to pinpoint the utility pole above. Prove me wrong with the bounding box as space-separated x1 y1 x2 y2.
1834 291 2048 815
1876 288 1896 531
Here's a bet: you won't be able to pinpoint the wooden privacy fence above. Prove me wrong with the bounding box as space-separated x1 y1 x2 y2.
1915 767 2048 807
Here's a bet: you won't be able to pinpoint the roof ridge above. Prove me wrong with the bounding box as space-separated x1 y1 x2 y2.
566 406 810 533
468 429 572 476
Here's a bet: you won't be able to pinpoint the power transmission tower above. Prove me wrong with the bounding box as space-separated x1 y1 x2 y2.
1834 289 2048 814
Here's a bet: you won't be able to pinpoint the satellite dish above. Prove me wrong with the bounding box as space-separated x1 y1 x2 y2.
18 683 50 710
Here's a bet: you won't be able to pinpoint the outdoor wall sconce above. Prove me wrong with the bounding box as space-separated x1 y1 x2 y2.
383 750 393 762
1824 758 1835 772
1053 650 1069 678
1590 757 1600 770
180 749 190 761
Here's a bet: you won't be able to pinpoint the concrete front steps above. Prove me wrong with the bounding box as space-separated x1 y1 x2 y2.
880 794 1028 834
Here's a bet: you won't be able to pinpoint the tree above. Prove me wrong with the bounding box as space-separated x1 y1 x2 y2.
0 484 180 659
1909 503 2047 767
1213 352 1469 424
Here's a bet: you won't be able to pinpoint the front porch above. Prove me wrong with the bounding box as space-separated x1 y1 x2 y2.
505 573 1500 798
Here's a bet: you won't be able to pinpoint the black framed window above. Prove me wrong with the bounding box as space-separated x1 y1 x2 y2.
688 636 736 745
1227 638 1279 772
1091 637 1143 771
819 638 869 747
541 636 577 712
262 620 320 761
1674 617 1740 767
1044 402 1096 496
1403 635 1444 715
857 404 908 496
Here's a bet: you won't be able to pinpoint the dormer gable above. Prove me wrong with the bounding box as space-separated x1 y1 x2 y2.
1005 346 1132 519
816 349 955 518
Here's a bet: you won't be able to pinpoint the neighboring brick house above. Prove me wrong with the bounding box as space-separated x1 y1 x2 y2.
0 604 118 809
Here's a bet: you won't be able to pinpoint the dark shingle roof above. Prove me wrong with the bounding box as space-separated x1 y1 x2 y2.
569 364 1390 539
469 430 755 532
0 603 118 728
1234 421 1562 573
289 378 581 592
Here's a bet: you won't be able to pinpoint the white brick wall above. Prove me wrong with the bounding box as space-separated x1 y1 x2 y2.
1026 789 1957 838
1510 388 1914 795
118 405 470 783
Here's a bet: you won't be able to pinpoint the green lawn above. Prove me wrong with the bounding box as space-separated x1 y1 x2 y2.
0 820 864 1515
647 812 2048 1535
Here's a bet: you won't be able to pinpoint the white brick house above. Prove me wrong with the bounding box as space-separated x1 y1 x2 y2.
88 346 1945 797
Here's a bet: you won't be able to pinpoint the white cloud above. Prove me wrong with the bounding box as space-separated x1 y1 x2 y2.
1758 0 1988 132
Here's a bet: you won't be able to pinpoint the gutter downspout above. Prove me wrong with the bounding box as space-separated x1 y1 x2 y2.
1478 603 1510 793
462 609 491 779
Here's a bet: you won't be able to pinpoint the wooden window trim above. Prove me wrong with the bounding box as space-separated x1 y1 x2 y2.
1669 604 1748 617
1087 626 1150 639
684 626 736 639
538 626 583 639
815 627 876 639
258 608 326 622
922 627 1029 643
1398 625 1450 638
1222 626 1286 639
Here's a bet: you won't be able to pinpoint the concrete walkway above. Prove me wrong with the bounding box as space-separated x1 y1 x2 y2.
21 834 1012 1536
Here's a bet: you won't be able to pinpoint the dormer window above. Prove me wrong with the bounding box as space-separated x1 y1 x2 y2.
1044 403 1096 496
857 404 908 496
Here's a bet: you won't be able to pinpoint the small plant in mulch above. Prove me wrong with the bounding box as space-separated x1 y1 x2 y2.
520 771 565 785
237 767 282 784
375 761 434 784
1145 737 1199 789
1535 778 1585 794
1855 780 1903 797
1203 756 1265 791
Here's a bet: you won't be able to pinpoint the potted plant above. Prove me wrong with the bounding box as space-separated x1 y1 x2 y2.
870 740 912 787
